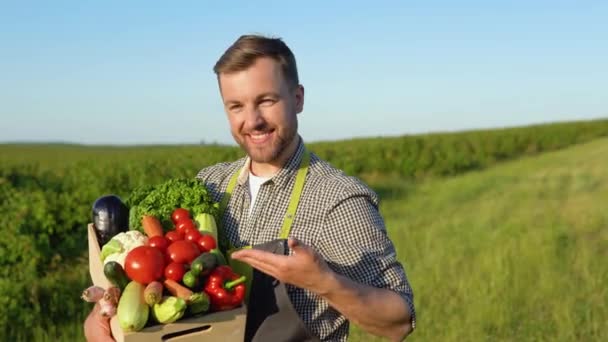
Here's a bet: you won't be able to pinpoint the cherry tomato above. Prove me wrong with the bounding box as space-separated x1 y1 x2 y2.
164 262 186 282
176 219 196 235
148 235 169 253
167 240 200 264
185 229 202 243
171 208 191 224
165 230 184 243
124 246 165 285
197 234 217 253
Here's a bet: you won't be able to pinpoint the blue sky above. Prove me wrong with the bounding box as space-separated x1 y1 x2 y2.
1 0 606 145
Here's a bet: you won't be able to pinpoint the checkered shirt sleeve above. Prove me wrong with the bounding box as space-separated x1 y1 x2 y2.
317 179 416 331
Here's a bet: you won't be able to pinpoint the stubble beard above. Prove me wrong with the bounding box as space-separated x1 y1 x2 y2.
237 123 297 164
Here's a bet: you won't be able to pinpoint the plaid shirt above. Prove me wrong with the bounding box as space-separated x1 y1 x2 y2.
196 136 416 341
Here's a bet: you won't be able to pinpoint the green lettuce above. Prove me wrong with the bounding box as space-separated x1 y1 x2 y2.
125 178 220 233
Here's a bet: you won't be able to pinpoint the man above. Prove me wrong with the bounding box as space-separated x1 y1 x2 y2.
84 34 415 342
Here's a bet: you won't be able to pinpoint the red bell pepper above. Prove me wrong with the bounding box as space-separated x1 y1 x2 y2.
203 265 246 311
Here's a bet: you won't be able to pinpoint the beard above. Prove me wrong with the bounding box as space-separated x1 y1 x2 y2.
235 121 298 164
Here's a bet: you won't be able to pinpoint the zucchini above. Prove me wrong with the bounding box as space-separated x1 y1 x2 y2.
104 261 130 291
208 248 227 266
117 281 149 332
194 213 218 241
190 252 217 277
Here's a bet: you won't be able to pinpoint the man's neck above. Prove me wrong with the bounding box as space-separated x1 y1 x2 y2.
250 135 300 177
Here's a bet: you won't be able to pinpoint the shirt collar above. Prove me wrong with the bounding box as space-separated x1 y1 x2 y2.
236 135 306 190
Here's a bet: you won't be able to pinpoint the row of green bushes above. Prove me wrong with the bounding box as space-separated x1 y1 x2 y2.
310 118 608 177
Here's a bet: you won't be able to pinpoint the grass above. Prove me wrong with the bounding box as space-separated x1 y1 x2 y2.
350 137 608 341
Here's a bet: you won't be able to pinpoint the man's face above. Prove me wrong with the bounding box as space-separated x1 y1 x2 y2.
218 57 304 165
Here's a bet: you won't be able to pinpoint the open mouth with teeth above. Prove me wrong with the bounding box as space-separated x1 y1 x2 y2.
247 130 274 144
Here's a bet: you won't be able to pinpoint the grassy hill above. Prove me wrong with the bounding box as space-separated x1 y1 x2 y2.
351 137 608 341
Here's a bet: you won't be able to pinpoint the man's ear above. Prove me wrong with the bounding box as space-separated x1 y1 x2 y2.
295 84 305 114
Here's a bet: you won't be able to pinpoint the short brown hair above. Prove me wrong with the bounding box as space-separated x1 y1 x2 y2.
213 34 299 88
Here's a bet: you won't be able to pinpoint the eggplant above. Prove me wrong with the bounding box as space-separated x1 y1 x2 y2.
92 194 129 247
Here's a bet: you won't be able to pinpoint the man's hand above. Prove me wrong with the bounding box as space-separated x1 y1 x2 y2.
230 238 335 295
83 303 115 342
231 238 413 342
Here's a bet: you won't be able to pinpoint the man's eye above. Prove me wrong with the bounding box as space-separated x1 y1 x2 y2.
229 104 242 111
260 99 275 106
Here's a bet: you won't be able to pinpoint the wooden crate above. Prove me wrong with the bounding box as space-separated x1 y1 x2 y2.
87 224 247 342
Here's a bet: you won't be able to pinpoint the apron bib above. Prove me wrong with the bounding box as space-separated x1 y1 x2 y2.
217 148 320 342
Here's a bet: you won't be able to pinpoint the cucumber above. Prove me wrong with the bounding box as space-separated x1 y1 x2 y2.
117 281 149 332
104 261 130 291
208 249 227 266
190 252 217 276
182 270 198 289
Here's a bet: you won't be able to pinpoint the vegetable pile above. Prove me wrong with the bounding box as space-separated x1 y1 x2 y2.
84 181 245 333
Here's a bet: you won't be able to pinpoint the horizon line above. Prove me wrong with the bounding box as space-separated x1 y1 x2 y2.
1 117 607 147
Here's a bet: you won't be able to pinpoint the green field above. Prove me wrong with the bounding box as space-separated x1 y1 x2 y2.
1 121 607 341
352 137 608 341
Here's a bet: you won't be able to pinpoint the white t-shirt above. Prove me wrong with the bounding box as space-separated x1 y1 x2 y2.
248 172 271 215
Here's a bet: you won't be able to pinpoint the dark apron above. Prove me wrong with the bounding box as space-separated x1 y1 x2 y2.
244 239 321 342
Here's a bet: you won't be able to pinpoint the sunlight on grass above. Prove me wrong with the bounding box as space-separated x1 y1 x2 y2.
351 138 608 341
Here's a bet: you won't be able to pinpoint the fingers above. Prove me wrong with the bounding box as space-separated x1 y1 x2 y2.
233 255 281 279
231 249 284 264
231 249 292 280
231 249 286 270
90 302 103 319
93 302 112 321
84 303 114 342
231 239 333 292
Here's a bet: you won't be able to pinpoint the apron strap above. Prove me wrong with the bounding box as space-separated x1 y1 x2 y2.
279 149 310 239
217 165 240 253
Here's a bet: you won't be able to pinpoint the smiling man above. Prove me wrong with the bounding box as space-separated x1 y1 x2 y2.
200 34 416 342
84 34 416 342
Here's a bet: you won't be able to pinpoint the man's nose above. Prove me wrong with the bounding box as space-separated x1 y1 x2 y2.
243 106 265 130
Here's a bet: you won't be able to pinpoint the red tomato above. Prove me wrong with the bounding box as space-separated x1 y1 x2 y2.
176 220 196 235
167 240 200 264
164 250 172 265
124 246 165 285
164 262 186 282
197 234 217 253
165 230 184 243
171 208 191 224
148 235 169 253
185 229 202 243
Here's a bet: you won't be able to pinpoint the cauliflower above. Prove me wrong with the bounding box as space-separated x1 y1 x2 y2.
100 230 148 268
103 251 129 269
